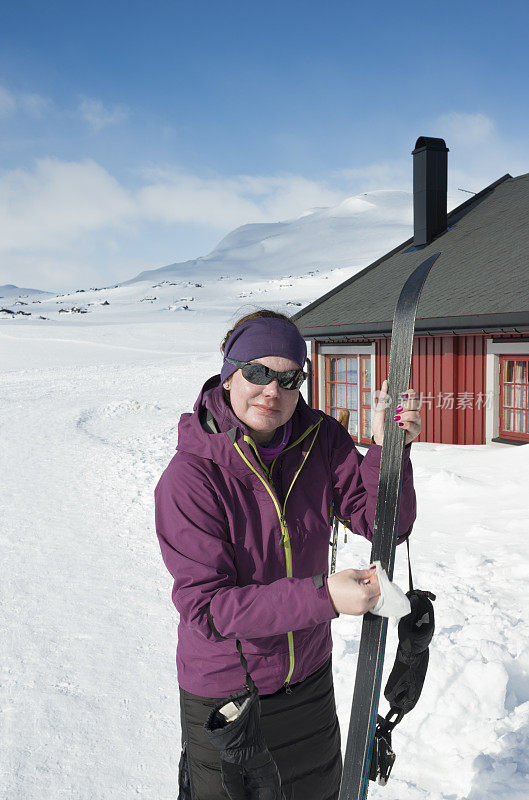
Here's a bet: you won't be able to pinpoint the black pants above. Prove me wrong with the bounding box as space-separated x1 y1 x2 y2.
179 657 342 800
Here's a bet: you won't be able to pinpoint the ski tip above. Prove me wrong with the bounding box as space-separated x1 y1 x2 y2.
424 251 441 265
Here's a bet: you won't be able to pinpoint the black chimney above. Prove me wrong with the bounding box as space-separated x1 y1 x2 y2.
412 136 449 246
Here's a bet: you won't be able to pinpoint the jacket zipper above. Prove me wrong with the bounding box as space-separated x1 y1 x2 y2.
233 419 321 690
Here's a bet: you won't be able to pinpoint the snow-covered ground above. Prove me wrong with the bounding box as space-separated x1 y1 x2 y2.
2 196 529 799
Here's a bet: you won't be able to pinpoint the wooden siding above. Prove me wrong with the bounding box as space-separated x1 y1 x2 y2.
377 334 487 444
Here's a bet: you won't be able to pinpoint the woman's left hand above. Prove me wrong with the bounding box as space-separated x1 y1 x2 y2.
372 379 421 446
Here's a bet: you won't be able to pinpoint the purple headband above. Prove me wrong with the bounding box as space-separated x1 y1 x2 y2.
221 318 307 383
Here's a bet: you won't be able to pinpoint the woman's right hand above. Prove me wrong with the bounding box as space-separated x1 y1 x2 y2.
327 568 380 615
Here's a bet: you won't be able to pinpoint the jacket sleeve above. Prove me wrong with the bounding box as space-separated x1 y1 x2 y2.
154 457 338 642
329 420 416 544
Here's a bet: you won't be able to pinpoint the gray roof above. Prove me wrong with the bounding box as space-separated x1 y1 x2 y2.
294 173 529 337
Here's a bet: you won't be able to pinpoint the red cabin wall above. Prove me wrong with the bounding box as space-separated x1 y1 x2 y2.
377 334 487 445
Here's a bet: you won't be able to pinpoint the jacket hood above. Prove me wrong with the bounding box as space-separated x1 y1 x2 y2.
175 375 322 472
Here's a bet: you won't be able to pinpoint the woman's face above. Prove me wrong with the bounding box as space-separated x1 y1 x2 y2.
224 356 300 444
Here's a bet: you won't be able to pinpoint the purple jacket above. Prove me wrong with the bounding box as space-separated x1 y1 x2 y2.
155 376 416 697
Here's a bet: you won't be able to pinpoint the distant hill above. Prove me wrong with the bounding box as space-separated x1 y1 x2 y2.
120 189 413 286
0 284 53 298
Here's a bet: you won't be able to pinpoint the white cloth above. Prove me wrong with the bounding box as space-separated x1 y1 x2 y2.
370 561 411 620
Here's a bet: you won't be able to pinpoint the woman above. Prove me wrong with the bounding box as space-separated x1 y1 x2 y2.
155 311 420 800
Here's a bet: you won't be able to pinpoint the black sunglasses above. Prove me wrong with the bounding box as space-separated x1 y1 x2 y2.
226 358 306 390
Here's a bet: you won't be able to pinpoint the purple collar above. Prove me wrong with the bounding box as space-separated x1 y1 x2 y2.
255 419 292 464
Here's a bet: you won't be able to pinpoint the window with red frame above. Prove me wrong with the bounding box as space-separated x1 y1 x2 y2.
325 354 372 444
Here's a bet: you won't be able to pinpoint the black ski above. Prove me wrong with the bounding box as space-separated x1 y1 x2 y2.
338 252 441 800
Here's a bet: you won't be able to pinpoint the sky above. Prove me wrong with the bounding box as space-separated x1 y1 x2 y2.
2 0 529 291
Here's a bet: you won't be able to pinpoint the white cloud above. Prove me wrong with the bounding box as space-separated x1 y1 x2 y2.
19 92 51 117
0 84 50 117
435 112 495 147
430 111 529 199
0 85 17 116
78 97 129 132
0 158 135 251
239 174 344 221
0 158 346 261
336 160 410 192
137 173 262 229
137 169 343 230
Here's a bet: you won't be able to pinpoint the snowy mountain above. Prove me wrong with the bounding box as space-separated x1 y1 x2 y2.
124 189 412 285
0 283 53 298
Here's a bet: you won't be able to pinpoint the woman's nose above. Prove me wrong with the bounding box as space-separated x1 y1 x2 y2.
262 379 280 396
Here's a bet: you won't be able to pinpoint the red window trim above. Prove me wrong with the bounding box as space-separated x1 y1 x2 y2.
324 354 372 446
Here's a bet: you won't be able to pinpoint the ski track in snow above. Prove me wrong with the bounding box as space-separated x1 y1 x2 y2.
1 318 529 799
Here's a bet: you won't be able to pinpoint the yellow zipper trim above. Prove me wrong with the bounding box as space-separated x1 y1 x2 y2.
282 424 320 510
269 420 321 481
243 437 270 477
243 419 321 481
233 418 321 687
